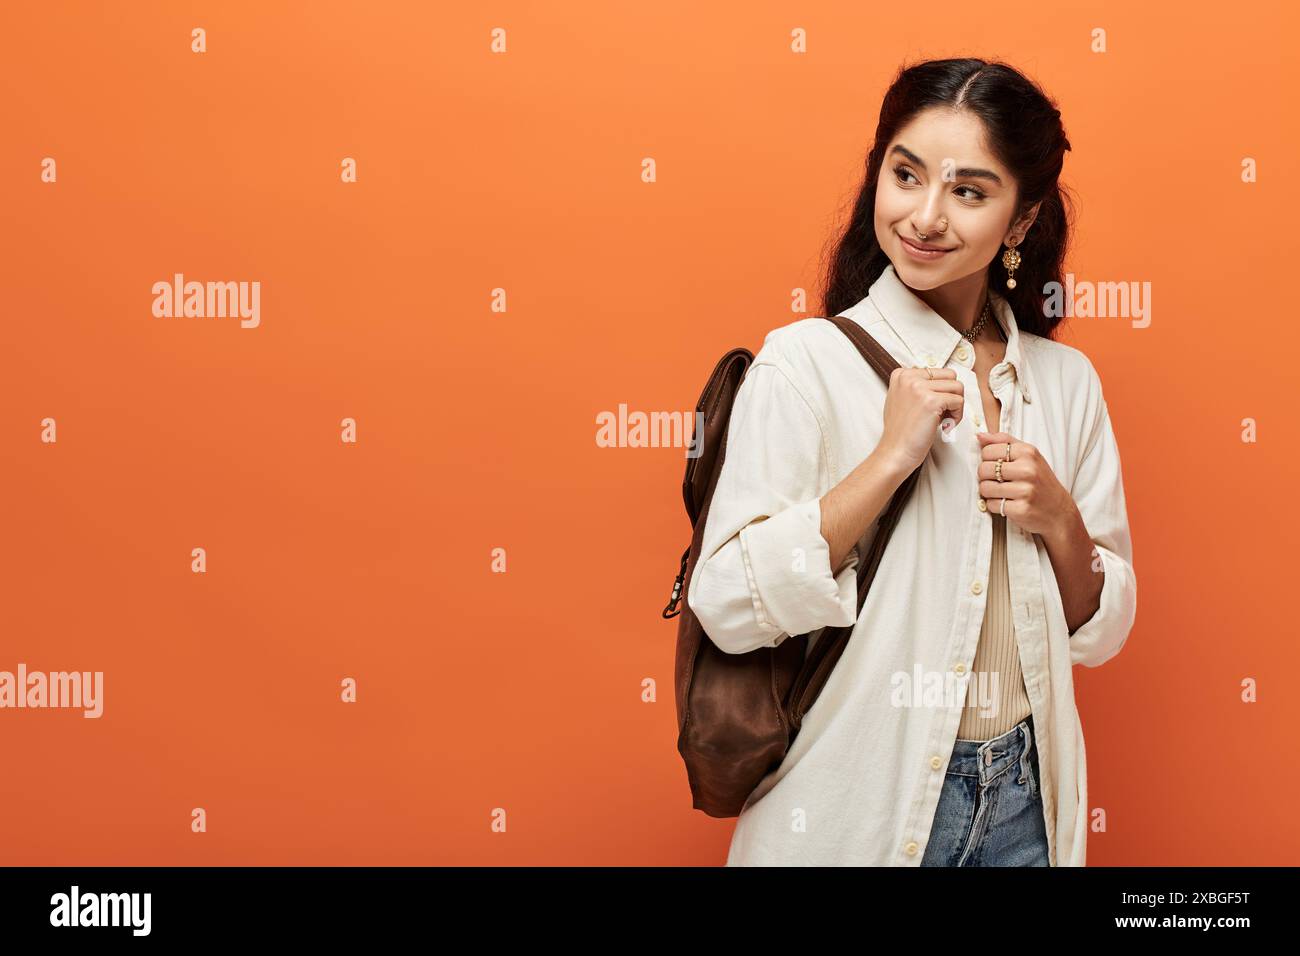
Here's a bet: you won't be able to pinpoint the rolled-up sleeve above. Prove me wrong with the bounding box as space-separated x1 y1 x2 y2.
1066 368 1137 668
686 355 860 656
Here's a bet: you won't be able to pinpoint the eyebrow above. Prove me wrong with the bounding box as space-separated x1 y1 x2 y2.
890 144 1004 186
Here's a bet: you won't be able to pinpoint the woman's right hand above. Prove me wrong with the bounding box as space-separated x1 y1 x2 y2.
876 366 965 473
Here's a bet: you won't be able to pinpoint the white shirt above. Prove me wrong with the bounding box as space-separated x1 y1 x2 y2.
686 262 1137 866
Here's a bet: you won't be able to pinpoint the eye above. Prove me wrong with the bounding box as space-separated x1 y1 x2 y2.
956 185 988 201
892 163 919 185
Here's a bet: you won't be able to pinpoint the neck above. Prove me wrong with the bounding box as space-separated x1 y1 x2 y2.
907 270 996 339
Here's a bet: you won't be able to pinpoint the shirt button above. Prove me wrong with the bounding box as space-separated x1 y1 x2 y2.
904 841 919 856
930 755 943 770
978 498 987 512
954 662 966 674
971 580 983 595
924 355 937 367
955 345 969 361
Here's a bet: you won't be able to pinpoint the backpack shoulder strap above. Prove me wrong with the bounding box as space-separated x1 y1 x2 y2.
823 314 900 384
785 314 925 724
820 312 924 609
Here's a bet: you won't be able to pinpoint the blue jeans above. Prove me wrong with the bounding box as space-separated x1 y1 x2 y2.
919 714 1050 866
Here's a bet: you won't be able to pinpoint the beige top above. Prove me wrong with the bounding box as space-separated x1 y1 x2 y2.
956 511 1033 741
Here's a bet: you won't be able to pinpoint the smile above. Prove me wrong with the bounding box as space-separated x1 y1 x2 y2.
899 234 955 261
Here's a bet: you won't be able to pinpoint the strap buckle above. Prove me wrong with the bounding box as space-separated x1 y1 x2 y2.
662 545 691 618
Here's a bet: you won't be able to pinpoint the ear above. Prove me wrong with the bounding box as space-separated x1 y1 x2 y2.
1005 200 1043 246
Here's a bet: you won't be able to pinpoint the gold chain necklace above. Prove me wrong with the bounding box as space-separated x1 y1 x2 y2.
960 296 997 343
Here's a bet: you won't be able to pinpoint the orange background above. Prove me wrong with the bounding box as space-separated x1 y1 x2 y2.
3 0 1298 865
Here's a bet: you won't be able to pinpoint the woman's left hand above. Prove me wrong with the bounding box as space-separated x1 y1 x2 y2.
974 431 1078 539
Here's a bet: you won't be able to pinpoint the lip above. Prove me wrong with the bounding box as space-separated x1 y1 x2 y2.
898 234 955 260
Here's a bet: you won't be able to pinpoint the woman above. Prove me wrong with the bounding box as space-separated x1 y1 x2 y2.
685 58 1136 866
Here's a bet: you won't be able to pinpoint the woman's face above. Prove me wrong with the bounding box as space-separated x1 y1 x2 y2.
874 106 1034 291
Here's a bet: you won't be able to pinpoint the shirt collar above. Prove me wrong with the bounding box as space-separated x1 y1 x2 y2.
846 262 1030 403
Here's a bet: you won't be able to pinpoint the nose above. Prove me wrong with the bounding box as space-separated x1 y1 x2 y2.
910 194 947 238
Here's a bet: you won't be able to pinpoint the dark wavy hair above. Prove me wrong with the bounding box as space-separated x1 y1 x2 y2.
820 57 1075 338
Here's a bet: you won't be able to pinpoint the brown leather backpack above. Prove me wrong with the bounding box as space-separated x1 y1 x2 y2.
663 315 924 817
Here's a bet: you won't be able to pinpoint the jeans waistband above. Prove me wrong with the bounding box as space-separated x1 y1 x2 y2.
949 714 1035 787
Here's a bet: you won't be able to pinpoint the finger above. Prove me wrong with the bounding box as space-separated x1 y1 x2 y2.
976 459 1031 481
934 392 964 437
979 479 1031 499
934 392 965 416
985 497 1019 519
975 430 1015 444
912 366 958 379
920 380 965 394
976 436 1025 462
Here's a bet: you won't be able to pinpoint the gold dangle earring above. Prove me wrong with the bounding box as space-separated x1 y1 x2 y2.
1001 240 1021 290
